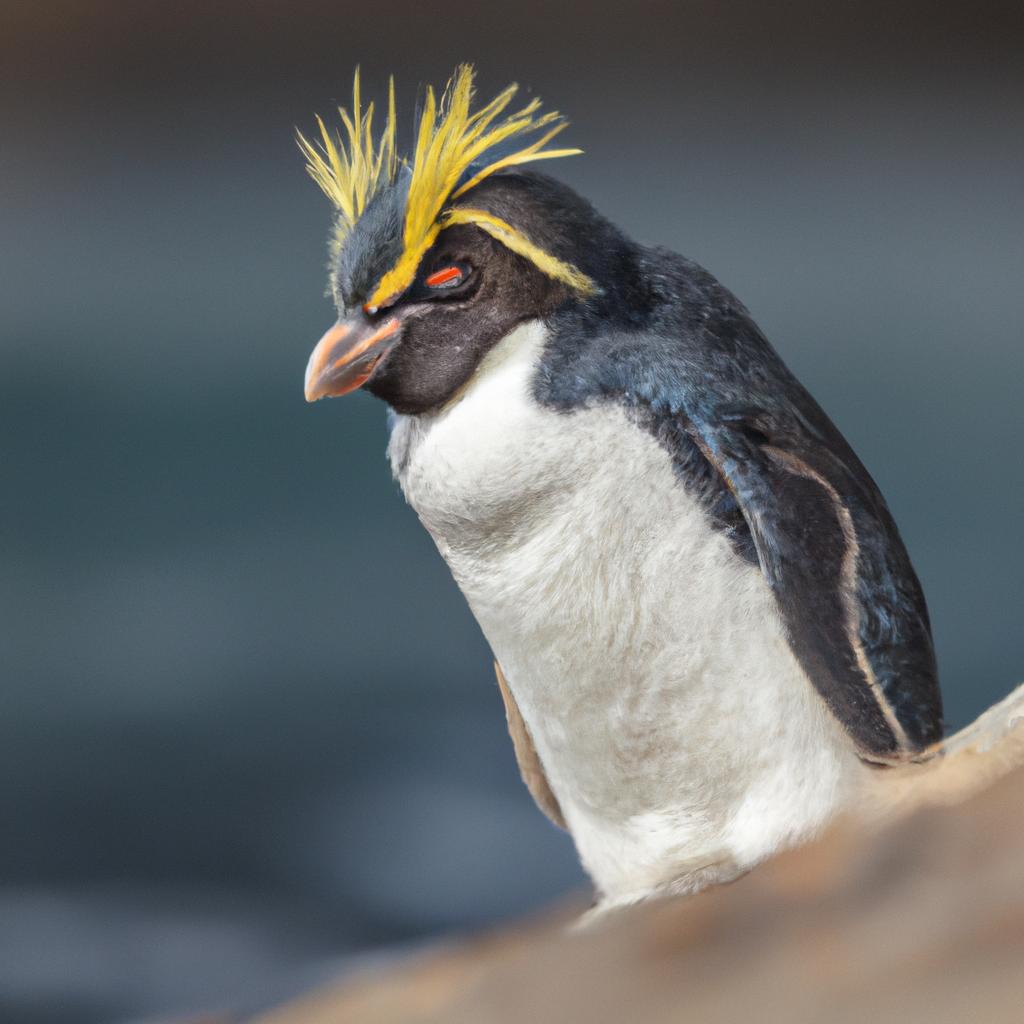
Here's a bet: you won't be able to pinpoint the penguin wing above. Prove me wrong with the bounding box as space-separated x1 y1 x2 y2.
536 252 942 761
686 401 942 761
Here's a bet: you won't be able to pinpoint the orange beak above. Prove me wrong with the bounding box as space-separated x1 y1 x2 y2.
303 313 403 402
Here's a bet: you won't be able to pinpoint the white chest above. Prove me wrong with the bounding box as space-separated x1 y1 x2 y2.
388 321 866 903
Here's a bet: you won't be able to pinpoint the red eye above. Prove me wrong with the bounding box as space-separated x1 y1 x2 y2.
424 265 463 289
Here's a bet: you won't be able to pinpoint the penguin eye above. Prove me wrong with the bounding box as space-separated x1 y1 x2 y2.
424 265 465 290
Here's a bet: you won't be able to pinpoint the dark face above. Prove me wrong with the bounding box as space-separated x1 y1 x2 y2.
365 224 569 413
305 220 569 415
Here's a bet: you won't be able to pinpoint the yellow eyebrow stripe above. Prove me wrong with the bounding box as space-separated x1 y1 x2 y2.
441 208 596 295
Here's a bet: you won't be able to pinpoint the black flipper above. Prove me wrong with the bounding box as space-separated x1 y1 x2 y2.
689 404 942 759
536 242 944 761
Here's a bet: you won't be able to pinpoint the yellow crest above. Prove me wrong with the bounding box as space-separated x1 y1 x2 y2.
296 69 399 255
299 65 595 304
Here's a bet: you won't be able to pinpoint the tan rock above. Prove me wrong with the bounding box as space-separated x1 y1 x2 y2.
254 685 1024 1024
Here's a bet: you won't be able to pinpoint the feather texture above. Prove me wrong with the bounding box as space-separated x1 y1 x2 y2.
296 68 399 254
299 65 590 303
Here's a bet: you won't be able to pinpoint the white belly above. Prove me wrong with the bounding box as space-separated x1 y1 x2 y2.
388 321 867 903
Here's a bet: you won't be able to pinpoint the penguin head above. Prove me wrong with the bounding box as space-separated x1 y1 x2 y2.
300 66 614 414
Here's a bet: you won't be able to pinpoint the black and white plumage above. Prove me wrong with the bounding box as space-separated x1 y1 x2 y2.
300 72 943 907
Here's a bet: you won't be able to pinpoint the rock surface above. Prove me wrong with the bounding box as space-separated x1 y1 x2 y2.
252 689 1024 1024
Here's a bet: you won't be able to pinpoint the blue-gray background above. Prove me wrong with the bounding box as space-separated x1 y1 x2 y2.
3 2 1022 1021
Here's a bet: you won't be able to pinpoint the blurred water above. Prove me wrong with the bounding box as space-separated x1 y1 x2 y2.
2 2 1023 1021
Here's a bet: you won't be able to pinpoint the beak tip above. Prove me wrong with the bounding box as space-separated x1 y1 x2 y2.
303 349 330 403
302 316 399 404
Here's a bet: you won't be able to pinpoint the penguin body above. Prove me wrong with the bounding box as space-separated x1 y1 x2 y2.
298 67 944 905
389 319 865 901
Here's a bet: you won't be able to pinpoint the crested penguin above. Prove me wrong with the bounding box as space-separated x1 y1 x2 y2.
298 66 944 909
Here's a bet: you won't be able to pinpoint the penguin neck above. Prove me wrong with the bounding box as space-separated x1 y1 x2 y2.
385 318 552 518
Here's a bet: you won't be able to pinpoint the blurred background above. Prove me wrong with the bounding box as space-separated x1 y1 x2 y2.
2 1 1023 1021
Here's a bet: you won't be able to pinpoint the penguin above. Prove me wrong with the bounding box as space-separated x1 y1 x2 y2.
298 66 944 909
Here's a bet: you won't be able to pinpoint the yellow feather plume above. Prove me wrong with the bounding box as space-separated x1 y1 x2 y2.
299 66 592 303
296 68 399 252
368 64 583 307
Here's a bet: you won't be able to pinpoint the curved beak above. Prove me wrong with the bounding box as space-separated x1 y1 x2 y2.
303 312 403 402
